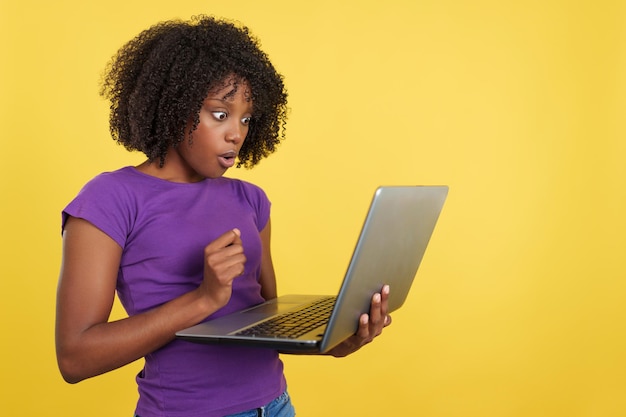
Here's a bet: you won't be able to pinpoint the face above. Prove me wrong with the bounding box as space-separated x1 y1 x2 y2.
169 79 253 182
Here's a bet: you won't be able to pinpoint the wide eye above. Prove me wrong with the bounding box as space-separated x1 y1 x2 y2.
241 116 252 125
211 111 227 121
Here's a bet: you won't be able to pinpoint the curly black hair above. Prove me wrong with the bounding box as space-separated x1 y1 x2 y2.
100 15 288 168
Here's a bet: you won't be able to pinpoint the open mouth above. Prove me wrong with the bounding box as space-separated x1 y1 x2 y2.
218 151 237 168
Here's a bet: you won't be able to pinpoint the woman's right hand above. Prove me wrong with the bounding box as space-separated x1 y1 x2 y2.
197 229 247 308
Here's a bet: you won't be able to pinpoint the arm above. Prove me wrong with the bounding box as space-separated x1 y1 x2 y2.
258 219 277 300
55 217 245 383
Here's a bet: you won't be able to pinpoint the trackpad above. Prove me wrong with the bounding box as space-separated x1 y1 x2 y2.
244 301 302 315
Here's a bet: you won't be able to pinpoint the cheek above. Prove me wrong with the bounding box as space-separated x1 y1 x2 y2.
185 130 221 161
190 118 218 145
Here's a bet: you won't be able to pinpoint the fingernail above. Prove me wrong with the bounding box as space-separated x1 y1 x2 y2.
383 285 390 294
373 293 381 303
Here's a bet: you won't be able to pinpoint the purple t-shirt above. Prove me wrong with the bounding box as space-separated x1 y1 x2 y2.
62 167 286 417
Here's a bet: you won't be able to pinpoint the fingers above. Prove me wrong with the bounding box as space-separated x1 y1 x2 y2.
204 228 247 280
380 285 391 326
355 285 392 343
327 285 392 357
200 228 247 307
206 228 242 251
369 285 390 328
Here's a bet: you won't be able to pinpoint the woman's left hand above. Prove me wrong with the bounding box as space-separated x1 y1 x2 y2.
327 285 392 357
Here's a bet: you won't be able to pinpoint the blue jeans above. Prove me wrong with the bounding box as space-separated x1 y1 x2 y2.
224 390 296 417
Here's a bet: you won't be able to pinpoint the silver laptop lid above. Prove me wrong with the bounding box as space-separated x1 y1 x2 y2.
320 186 448 352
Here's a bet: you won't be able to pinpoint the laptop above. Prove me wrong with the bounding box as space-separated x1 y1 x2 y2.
176 186 448 353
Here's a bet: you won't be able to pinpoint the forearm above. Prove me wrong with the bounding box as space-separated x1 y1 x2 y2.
56 287 217 383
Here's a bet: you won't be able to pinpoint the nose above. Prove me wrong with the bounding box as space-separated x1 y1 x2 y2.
225 120 245 144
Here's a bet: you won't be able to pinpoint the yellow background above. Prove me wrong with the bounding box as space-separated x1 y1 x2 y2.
1 0 625 416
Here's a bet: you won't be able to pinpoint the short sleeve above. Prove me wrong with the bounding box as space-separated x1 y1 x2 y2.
62 172 136 248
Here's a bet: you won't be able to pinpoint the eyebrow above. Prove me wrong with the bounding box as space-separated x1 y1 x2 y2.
203 97 254 115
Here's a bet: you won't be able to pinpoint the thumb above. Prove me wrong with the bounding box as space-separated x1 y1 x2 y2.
224 228 242 248
209 228 242 251
230 228 242 245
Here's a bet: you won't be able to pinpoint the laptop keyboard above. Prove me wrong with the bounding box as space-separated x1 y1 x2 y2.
235 296 336 339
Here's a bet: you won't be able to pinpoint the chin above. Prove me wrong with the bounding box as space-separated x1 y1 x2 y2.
206 169 229 179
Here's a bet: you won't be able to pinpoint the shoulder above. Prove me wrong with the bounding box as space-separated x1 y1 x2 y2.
75 167 139 198
76 167 175 207
81 166 150 191
229 178 267 197
221 178 270 206
219 178 271 229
